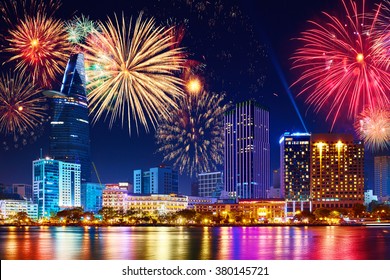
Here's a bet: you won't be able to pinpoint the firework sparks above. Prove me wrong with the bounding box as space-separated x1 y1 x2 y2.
291 0 390 129
0 72 48 137
66 15 99 44
81 13 185 134
355 106 390 150
156 89 228 176
4 13 71 88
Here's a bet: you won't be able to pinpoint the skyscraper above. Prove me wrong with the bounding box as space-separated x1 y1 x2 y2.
310 134 364 209
224 100 270 198
374 156 390 202
49 53 91 182
133 166 179 195
197 171 223 197
33 158 81 218
279 132 311 201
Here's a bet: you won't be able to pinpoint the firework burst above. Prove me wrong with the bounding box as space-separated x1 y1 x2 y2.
354 106 390 150
0 71 48 138
66 15 99 45
4 12 71 88
291 0 390 129
81 13 185 134
156 89 228 176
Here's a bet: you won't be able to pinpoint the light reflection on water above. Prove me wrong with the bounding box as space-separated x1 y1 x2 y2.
0 226 389 260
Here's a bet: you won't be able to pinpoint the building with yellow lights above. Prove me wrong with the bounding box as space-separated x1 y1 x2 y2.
310 134 364 209
127 194 188 214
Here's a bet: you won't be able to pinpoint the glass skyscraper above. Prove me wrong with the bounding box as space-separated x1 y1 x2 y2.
49 53 91 182
33 158 81 218
279 132 311 201
224 100 270 198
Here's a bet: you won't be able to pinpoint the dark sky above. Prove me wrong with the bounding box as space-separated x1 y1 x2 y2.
0 0 384 193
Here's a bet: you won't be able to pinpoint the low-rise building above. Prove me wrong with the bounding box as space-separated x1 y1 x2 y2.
0 199 38 220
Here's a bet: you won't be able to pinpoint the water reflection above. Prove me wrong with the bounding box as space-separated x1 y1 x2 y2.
0 226 389 260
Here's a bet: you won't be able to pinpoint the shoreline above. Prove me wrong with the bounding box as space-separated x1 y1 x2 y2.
0 223 369 227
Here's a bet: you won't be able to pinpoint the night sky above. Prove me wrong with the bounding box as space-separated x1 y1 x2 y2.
0 0 385 194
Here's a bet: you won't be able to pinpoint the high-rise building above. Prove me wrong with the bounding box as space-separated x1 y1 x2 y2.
374 156 390 202
81 182 104 213
49 53 91 182
133 166 178 195
198 171 223 197
279 132 311 201
33 158 81 218
224 100 270 198
310 134 364 209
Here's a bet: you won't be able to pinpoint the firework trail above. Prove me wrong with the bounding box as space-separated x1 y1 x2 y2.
156 87 228 177
81 13 185 135
292 0 390 129
355 106 390 150
0 71 48 137
2 0 71 88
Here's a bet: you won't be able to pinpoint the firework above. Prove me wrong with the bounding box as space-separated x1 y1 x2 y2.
4 13 71 88
375 0 390 70
66 15 99 45
156 89 228 176
81 13 185 134
355 107 390 150
291 0 390 128
0 71 48 138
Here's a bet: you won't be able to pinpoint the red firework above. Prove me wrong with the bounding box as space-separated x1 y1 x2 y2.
291 0 390 128
4 13 71 88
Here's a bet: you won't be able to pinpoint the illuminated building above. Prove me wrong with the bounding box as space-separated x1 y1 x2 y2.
310 134 364 209
374 156 390 203
186 196 217 209
49 53 91 182
198 171 223 197
224 100 270 198
364 190 378 206
133 166 178 195
0 199 38 220
102 183 128 211
127 194 188 213
81 182 104 213
279 132 311 215
33 158 81 218
194 199 285 222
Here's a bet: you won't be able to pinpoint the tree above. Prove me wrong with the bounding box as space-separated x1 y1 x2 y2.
351 203 366 218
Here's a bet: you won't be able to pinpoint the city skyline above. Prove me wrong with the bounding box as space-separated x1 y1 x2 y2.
0 0 388 194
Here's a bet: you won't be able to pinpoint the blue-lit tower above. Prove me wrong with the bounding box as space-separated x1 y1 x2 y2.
224 100 270 199
48 53 91 182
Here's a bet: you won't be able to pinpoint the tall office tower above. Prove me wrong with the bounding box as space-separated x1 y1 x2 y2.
33 158 81 218
224 100 270 198
310 134 364 209
133 166 178 194
279 132 311 201
198 171 223 197
49 53 91 182
374 156 390 202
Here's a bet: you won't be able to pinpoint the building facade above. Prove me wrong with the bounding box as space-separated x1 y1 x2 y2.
0 199 38 220
279 132 311 201
127 194 187 214
198 171 223 197
49 53 91 182
310 134 364 209
102 183 128 211
374 156 390 202
33 158 81 218
133 166 178 195
224 100 270 198
81 182 104 213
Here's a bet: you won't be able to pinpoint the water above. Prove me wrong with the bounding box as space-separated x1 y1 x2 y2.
1 226 389 260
